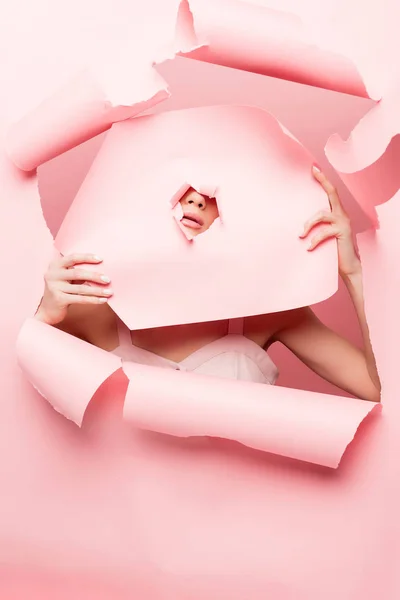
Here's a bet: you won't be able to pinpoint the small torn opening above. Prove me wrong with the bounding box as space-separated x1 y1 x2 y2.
170 182 221 241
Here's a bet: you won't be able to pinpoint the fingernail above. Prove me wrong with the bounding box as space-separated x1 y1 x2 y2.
93 255 103 261
98 298 108 303
103 288 113 295
101 275 111 283
312 165 321 172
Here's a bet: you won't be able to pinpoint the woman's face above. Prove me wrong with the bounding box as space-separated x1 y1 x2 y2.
179 188 219 236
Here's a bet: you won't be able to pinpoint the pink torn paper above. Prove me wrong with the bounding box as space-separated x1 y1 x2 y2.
55 104 338 330
325 78 400 223
6 0 385 175
123 362 377 468
16 318 378 468
16 318 121 425
173 0 381 99
6 60 170 172
171 182 220 241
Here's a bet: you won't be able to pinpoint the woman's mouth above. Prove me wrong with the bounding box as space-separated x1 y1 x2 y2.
181 212 204 230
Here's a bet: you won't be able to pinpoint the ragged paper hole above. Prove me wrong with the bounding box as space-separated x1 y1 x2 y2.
170 183 221 241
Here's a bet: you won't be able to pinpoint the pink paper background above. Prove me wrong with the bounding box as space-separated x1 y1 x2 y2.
1 0 399 598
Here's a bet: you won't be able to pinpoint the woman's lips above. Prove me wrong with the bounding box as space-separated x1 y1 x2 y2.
181 212 204 230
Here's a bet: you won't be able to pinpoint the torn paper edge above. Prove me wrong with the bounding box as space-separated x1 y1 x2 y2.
174 0 381 101
325 105 400 175
7 0 386 172
336 403 382 468
17 316 380 470
170 180 221 241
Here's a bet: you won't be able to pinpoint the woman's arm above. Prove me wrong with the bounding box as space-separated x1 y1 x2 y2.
268 167 381 402
272 303 380 402
342 268 381 393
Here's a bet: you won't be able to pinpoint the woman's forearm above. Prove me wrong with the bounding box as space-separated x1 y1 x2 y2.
341 263 381 394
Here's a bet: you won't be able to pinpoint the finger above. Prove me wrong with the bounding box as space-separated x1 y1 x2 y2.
60 283 113 297
300 211 334 238
312 166 341 211
308 226 340 251
60 254 103 268
58 267 111 284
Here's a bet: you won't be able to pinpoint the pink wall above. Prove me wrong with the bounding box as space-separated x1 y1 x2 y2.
2 1 398 598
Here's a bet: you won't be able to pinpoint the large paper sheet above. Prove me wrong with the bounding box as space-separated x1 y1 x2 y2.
55 105 338 329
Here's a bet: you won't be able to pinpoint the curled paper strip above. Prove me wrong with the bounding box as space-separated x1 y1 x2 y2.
175 0 380 99
123 362 378 469
16 319 122 424
17 319 378 468
6 62 170 172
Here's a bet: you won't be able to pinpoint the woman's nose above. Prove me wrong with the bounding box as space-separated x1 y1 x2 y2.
188 195 206 209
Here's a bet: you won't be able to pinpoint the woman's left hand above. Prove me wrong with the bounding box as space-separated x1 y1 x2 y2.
300 166 361 278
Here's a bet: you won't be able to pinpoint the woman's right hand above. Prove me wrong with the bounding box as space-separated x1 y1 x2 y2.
35 253 113 326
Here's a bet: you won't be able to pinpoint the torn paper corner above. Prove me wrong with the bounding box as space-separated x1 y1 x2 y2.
172 202 194 241
16 318 122 426
277 121 304 147
173 0 205 54
336 402 382 468
172 201 195 241
152 0 206 63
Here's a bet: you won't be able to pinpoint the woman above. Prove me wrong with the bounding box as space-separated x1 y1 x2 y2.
35 167 381 402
